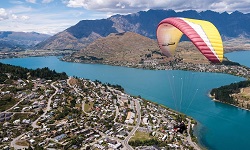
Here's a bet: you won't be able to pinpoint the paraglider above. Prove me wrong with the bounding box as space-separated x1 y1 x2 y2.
156 17 225 113
156 17 224 63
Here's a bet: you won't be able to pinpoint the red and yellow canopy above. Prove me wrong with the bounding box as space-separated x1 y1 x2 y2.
157 17 223 63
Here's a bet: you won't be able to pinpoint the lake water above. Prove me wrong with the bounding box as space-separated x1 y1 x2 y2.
1 51 250 150
225 51 250 66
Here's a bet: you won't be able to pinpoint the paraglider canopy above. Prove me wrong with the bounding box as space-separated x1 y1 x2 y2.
156 17 224 63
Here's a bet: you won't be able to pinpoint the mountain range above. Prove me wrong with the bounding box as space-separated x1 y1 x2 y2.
0 31 50 51
35 9 250 50
2 9 250 52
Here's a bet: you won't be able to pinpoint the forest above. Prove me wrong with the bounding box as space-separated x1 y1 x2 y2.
0 62 68 83
210 80 250 104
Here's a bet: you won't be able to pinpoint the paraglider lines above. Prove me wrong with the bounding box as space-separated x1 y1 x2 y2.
180 77 183 111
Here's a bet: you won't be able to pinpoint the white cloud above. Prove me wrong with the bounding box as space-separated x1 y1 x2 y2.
0 7 30 21
42 0 54 3
20 15 30 20
209 1 250 13
2 0 250 35
0 8 84 35
67 0 87 8
26 0 36 4
10 0 24 5
65 0 250 13
0 1 107 35
10 6 34 14
116 2 125 9
0 8 9 21
11 14 18 19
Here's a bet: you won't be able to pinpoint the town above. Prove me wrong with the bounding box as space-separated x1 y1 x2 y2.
0 73 199 149
1 46 250 80
64 54 250 80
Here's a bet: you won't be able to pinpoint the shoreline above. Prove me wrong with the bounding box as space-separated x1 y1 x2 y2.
62 55 250 114
0 51 249 149
1 52 250 112
1 51 250 112
208 93 250 111
61 55 250 79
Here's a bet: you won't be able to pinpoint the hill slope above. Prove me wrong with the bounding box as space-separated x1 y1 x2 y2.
0 31 50 51
67 32 165 65
64 32 210 66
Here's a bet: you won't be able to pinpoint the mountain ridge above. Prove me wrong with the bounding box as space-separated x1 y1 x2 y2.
35 9 250 51
0 31 50 51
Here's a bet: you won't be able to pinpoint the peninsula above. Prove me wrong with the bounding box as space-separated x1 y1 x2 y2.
210 80 250 110
0 62 200 150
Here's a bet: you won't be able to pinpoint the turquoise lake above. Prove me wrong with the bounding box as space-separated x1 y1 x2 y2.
1 51 250 150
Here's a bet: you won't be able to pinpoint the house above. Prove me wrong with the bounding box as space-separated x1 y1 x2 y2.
108 141 122 149
142 117 148 125
2 137 9 142
125 112 135 124
94 144 105 149
0 113 5 118
0 118 5 122
29 139 36 145
13 119 21 125
22 119 31 124
54 134 67 142
162 134 167 141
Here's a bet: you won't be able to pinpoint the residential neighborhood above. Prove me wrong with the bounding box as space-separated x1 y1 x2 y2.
64 53 250 80
0 75 199 150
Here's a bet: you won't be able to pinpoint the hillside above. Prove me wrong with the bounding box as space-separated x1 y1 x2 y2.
70 32 162 65
0 31 50 51
35 31 101 50
36 9 250 51
63 32 211 66
223 36 250 52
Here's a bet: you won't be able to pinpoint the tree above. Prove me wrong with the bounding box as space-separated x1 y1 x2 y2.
70 99 76 107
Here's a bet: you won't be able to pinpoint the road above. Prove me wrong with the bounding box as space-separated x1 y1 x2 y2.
10 81 59 150
123 99 141 150
66 77 89 115
3 93 32 113
10 131 31 150
67 77 84 97
31 82 58 128
114 105 119 122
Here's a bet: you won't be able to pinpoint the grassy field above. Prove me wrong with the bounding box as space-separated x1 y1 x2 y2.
68 78 78 86
11 113 37 122
232 87 250 109
130 131 153 141
16 140 29 146
84 101 94 112
0 95 18 111
241 87 250 98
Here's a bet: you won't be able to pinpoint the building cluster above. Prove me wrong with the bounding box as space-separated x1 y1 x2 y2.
0 76 198 150
0 50 73 59
168 62 250 79
146 59 250 79
139 101 193 149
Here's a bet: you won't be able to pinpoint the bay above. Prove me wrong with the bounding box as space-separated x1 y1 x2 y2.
225 51 250 66
0 51 250 150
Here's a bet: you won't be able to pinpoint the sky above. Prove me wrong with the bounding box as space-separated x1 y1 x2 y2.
0 0 250 35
